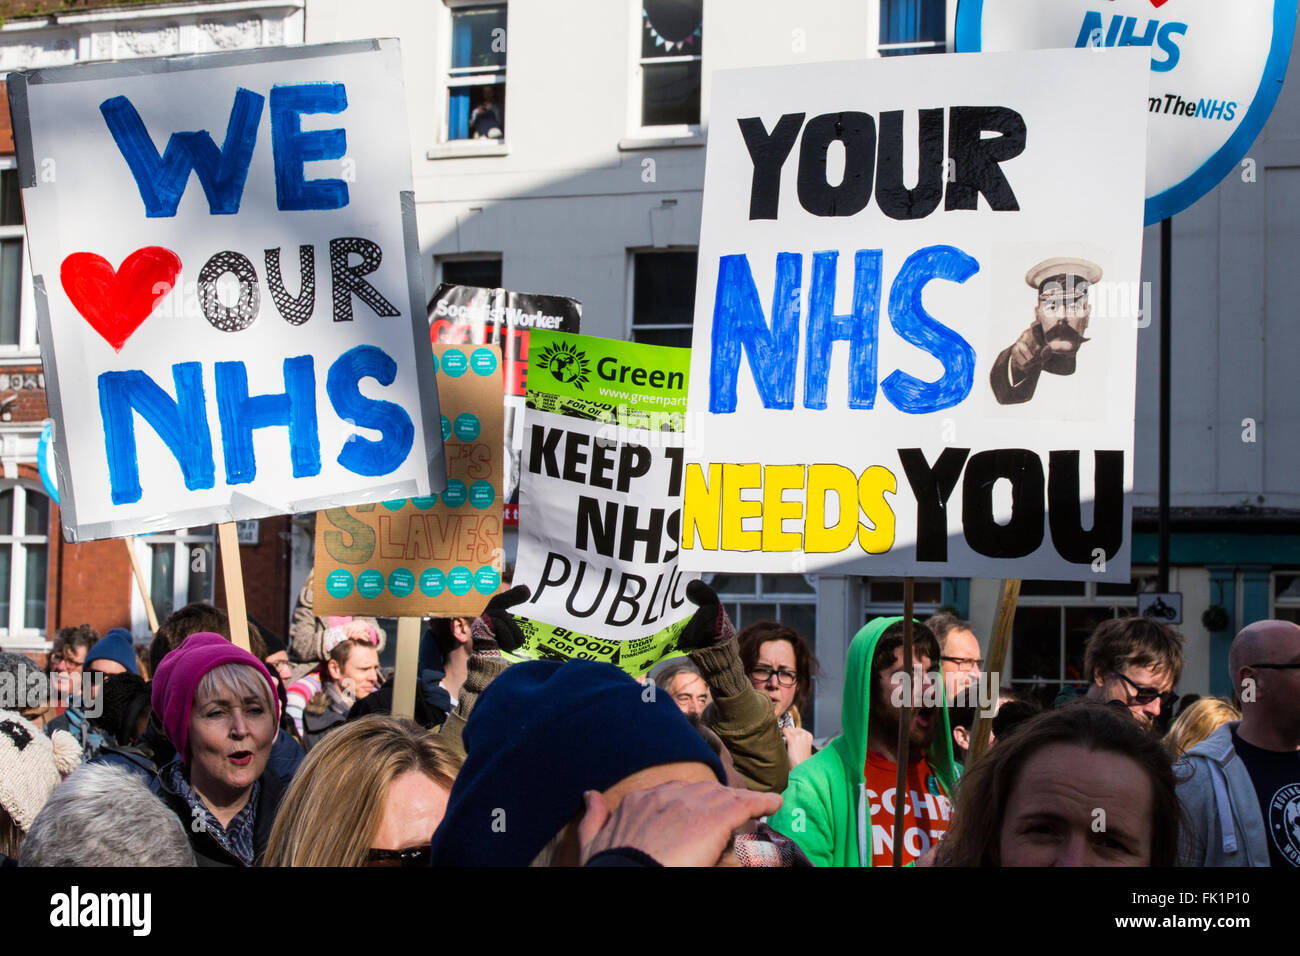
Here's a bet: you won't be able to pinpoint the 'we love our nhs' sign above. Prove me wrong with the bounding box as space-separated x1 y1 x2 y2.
9 40 445 541
956 0 1297 224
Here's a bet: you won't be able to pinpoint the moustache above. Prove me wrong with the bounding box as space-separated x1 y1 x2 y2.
1043 321 1090 349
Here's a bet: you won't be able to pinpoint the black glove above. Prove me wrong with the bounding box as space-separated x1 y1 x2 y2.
472 584 532 654
676 580 735 651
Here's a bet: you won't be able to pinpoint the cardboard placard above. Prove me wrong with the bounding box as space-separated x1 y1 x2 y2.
9 39 444 541
313 344 504 617
679 49 1150 582
428 284 582 525
508 330 697 674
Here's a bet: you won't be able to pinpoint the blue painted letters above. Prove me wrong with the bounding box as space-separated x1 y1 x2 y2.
269 83 350 211
98 364 215 504
326 345 414 476
214 356 321 484
709 253 802 413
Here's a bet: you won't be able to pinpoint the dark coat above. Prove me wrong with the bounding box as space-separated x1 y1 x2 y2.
154 758 288 867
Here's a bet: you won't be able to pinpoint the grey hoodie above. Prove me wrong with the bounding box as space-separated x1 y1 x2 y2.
1175 722 1270 866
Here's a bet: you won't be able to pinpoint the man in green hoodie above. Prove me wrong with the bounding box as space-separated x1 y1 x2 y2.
769 617 958 867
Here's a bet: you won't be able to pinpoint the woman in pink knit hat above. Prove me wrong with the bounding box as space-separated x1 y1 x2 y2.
150 632 286 867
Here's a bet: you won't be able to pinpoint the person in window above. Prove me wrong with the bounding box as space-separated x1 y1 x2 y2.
469 85 503 139
150 633 286 867
738 622 819 769
934 702 1179 867
265 714 461 867
768 618 957 867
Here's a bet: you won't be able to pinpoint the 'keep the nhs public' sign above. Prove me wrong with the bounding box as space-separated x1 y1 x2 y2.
8 40 445 541
956 1 1297 223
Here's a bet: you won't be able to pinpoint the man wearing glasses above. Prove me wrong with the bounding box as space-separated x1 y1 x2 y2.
1177 620 1300 867
927 613 983 707
1082 617 1184 732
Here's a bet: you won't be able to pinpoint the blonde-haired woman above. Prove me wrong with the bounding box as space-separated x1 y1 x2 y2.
265 714 461 866
1164 697 1241 761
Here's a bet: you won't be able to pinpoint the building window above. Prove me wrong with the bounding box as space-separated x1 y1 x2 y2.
0 483 49 638
1007 573 1157 709
135 527 216 628
439 256 503 290
640 0 702 127
878 0 946 57
630 250 696 348
0 165 29 349
1272 573 1300 623
446 3 507 142
708 571 819 732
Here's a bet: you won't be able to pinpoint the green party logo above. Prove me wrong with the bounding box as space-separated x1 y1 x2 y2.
537 339 590 390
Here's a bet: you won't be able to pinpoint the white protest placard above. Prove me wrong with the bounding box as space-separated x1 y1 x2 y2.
955 0 1296 223
679 49 1149 582
510 331 697 675
9 39 443 541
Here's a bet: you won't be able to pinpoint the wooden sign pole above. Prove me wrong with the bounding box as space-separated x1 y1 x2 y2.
217 522 250 651
391 616 422 721
891 576 915 867
968 578 1021 766
123 536 159 633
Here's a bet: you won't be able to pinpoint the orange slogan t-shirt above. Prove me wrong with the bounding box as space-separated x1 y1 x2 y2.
863 751 953 866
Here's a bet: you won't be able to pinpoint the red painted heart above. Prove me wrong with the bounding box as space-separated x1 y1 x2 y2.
60 246 182 352
1149 0 1169 7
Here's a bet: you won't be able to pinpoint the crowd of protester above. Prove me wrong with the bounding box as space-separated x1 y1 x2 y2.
1 572 1297 868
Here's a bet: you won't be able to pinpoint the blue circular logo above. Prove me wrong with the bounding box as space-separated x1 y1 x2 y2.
448 566 473 596
442 479 467 508
442 350 468 377
382 498 407 511
388 568 415 598
454 413 481 442
411 494 437 510
474 566 501 594
325 569 354 599
469 480 496 510
419 568 446 596
441 415 451 441
471 347 499 376
356 569 385 599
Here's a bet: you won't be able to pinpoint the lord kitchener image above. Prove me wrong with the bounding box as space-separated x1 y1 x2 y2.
990 257 1102 406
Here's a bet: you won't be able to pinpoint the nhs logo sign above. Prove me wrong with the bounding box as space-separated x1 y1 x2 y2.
956 1 1297 223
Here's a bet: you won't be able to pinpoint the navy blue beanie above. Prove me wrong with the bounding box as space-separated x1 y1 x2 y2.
430 659 726 866
84 628 140 675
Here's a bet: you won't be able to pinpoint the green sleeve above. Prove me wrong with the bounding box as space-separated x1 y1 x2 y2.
768 773 834 867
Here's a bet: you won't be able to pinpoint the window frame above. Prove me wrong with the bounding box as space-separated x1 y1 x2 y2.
436 253 504 290
1005 571 1155 702
874 0 952 58
631 0 704 139
0 157 37 358
0 480 50 643
1271 570 1300 623
626 247 698 347
131 526 217 634
440 0 509 148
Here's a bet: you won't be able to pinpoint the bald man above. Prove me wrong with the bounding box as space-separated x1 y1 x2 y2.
1175 620 1300 867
